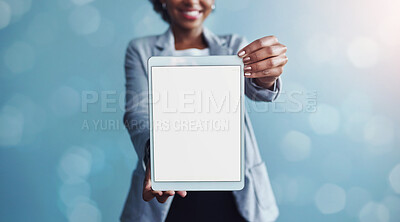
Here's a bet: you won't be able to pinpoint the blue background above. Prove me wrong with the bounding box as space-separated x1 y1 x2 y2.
1 0 399 221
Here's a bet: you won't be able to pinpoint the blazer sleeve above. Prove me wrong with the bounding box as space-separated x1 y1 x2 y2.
236 36 282 102
123 40 151 172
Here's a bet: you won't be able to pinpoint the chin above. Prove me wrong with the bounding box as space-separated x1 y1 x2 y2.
176 20 204 30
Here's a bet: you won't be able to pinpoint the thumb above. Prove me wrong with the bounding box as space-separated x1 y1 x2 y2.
145 161 151 181
176 191 187 198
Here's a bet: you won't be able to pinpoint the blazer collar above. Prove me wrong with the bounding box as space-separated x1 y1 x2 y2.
155 26 232 56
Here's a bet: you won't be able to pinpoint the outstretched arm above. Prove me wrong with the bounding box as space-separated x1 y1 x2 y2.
237 36 287 102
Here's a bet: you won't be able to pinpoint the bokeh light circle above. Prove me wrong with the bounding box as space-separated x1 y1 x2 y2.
271 174 299 204
389 163 400 194
86 18 115 47
3 41 35 74
68 5 100 35
86 146 105 174
59 181 91 208
6 94 47 146
347 37 379 68
359 202 389 222
382 195 400 221
341 91 372 142
315 183 346 214
50 86 80 117
0 1 11 29
281 130 311 162
363 116 394 147
309 103 340 135
68 202 101 222
0 105 24 147
58 147 92 183
4 0 31 18
306 33 338 64
345 187 372 217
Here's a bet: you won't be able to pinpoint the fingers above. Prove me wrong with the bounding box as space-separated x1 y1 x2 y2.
143 173 162 202
143 161 162 202
144 161 151 181
244 54 288 76
246 65 285 79
143 185 176 203
143 182 162 202
243 44 287 65
156 190 175 203
176 191 187 198
142 161 186 203
155 190 187 203
237 36 279 57
143 190 162 202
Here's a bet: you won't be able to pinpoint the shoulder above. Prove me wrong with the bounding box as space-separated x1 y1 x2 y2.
124 34 160 68
217 33 249 53
124 33 163 65
126 34 158 53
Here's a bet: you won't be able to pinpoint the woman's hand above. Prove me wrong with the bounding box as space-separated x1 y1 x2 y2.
237 36 288 90
143 161 187 203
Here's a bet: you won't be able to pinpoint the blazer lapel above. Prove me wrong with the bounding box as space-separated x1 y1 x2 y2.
154 26 233 56
203 27 232 55
154 27 175 56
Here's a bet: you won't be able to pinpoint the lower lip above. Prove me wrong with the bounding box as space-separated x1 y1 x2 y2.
180 11 202 20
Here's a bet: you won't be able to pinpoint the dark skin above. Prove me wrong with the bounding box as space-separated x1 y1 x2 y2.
143 0 288 203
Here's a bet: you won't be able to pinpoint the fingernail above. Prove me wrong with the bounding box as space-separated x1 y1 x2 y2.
243 57 250 62
244 72 251 76
238 50 245 57
244 66 251 71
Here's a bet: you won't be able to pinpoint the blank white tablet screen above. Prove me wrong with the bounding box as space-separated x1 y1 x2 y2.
151 66 241 182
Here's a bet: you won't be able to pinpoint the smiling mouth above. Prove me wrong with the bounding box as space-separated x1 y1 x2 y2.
180 9 203 20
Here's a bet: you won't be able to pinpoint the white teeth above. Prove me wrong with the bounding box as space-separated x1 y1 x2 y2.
183 11 200 16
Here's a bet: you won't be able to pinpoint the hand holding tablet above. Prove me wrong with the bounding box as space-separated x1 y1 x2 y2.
147 56 244 192
143 161 187 203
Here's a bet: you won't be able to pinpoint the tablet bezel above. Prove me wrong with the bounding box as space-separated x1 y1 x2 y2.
148 55 244 191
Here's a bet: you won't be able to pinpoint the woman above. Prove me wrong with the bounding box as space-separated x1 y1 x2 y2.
121 0 288 221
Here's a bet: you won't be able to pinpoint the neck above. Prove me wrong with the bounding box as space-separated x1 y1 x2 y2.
171 24 207 50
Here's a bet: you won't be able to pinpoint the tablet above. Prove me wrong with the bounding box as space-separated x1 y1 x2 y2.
148 56 244 191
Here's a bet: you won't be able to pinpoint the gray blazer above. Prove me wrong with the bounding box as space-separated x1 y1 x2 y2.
121 26 281 222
